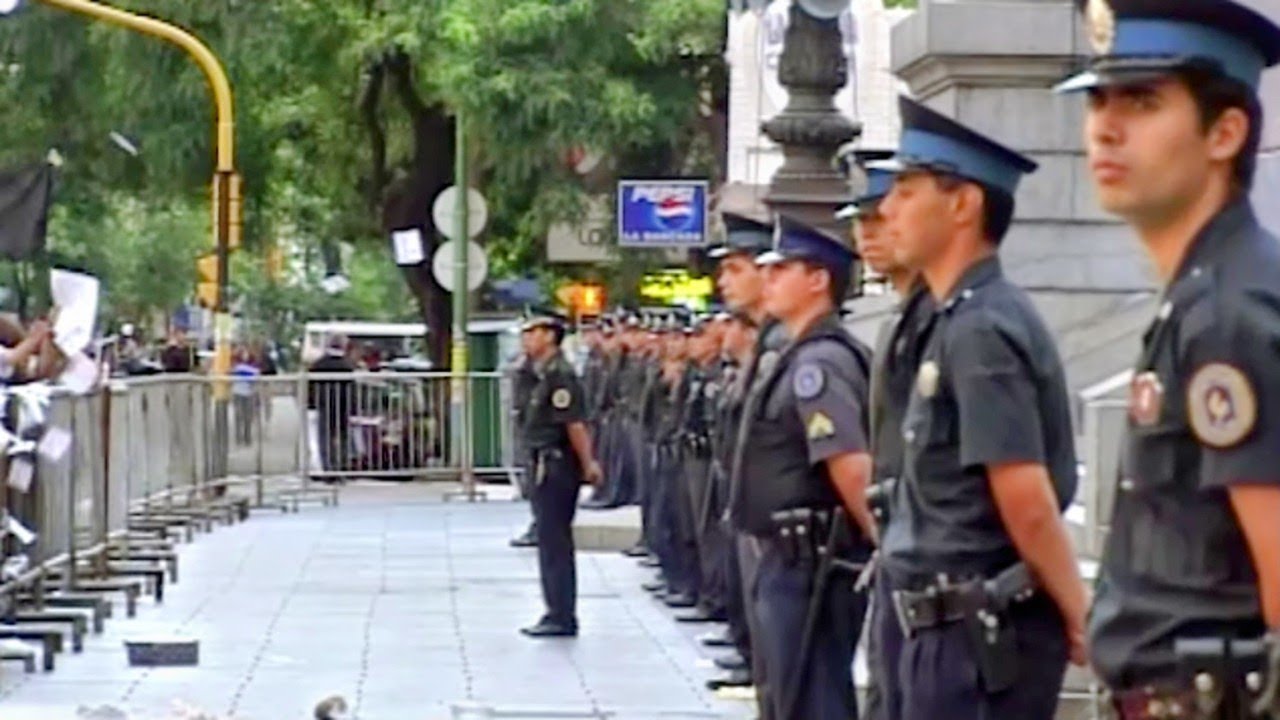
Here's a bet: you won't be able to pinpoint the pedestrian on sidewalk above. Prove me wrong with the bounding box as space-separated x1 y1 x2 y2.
518 307 603 638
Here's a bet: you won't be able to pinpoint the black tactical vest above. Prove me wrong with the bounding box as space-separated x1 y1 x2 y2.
732 318 870 536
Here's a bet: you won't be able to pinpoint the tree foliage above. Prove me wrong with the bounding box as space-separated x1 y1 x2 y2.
0 0 726 360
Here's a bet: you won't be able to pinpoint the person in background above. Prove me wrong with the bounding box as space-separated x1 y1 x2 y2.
308 334 357 479
231 346 261 446
160 329 194 373
0 315 53 384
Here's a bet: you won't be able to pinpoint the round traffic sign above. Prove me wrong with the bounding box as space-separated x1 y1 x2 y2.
432 186 488 241
432 240 489 293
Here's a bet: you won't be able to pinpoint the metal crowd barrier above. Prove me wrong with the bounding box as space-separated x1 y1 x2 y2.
299 370 519 482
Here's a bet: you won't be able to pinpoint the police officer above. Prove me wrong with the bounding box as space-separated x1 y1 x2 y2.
703 211 777 693
873 97 1089 719
837 149 937 720
627 315 666 561
730 217 876 719
674 316 726 623
519 308 604 638
509 346 541 548
650 316 699 607
1056 2 1280 716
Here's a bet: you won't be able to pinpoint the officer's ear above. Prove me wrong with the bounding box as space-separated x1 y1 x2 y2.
951 182 986 237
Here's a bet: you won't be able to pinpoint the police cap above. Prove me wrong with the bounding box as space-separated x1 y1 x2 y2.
836 149 896 220
757 216 856 284
709 212 775 260
1056 0 1280 94
875 97 1038 197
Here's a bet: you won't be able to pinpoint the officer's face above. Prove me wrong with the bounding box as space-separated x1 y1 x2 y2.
880 171 955 270
1084 77 1248 225
762 260 826 320
854 209 902 276
716 254 765 312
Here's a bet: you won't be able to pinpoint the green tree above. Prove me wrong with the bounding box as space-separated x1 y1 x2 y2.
0 0 727 362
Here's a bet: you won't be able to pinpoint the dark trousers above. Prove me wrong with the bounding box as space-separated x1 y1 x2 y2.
674 450 706 600
532 452 582 627
651 444 695 594
695 461 730 613
751 537 863 720
724 528 754 666
887 577 1068 720
870 570 905 720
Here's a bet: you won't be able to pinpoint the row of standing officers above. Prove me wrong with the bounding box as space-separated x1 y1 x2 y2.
512 1 1280 717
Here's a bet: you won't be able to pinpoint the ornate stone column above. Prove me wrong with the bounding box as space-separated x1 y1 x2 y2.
761 3 860 238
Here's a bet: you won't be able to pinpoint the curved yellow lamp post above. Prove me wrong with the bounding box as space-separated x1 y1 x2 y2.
32 0 239 383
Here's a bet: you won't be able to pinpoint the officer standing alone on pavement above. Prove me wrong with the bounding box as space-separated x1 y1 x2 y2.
519 308 604 638
837 147 936 720
730 217 876 719
1055 2 1280 717
873 96 1090 720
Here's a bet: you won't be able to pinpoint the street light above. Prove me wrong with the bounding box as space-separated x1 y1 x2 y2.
5 0 239 477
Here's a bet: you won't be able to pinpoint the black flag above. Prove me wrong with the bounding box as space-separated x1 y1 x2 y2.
0 161 54 262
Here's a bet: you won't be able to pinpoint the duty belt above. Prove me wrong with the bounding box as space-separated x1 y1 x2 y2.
891 564 1036 637
1110 687 1200 719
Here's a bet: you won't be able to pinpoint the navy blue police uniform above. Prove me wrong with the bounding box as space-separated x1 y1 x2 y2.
875 97 1079 720
837 150 940 720
520 310 589 637
706 213 777 684
1056 2 1280 717
730 218 873 719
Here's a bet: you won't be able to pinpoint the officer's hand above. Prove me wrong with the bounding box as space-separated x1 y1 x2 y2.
1067 625 1088 667
583 460 603 486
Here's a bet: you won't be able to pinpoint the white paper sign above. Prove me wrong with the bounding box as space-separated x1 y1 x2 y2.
7 457 33 493
392 228 426 265
51 269 101 356
58 352 100 395
38 426 72 463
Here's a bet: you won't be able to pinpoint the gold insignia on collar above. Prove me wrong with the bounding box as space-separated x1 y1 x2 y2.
917 361 940 399
552 388 572 410
806 412 835 440
1086 0 1115 55
1187 363 1256 448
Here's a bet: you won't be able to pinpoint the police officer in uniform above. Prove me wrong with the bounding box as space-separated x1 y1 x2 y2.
509 346 542 548
1055 2 1280 716
730 217 876 719
519 308 604 638
703 211 777 691
838 148 937 720
873 97 1089 719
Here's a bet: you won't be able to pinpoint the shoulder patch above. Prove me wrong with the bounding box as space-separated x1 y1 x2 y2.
1187 363 1256 448
793 364 825 400
806 412 835 440
552 388 573 410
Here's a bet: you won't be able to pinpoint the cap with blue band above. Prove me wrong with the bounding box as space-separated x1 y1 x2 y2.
836 149 896 219
709 212 774 259
521 306 567 333
756 216 856 283
1056 0 1280 94
875 97 1038 197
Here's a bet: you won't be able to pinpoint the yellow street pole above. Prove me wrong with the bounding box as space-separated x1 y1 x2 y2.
35 0 238 380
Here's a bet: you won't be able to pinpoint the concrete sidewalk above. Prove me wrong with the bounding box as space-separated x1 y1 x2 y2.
0 482 754 720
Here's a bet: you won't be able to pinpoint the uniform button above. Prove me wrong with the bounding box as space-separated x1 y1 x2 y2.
904 429 916 443
1119 478 1135 492
1146 698 1166 718
1190 267 1202 278
1158 301 1172 321
961 289 973 300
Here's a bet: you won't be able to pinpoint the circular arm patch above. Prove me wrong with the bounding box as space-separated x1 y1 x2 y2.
552 388 572 410
793 364 825 400
1186 363 1256 448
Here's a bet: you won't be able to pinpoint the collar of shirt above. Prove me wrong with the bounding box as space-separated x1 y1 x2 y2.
1168 197 1258 286
940 255 1003 314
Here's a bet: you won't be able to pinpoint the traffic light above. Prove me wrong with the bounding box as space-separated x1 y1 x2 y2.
196 253 219 308
555 282 607 319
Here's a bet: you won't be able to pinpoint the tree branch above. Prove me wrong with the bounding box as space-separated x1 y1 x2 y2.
358 57 388 210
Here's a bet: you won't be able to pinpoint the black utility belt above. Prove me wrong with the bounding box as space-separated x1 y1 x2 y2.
891 564 1036 636
682 435 711 453
1104 635 1280 720
761 507 842 566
